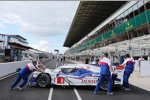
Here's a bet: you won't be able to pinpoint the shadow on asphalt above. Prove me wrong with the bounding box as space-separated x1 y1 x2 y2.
26 79 150 95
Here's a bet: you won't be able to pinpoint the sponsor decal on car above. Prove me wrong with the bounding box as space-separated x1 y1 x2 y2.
57 77 64 84
82 80 97 83
86 66 90 69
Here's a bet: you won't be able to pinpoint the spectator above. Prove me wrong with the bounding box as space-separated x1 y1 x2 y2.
85 58 89 64
138 56 145 61
91 59 99 66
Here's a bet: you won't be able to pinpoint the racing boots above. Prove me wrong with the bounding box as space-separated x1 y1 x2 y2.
94 91 100 95
16 87 23 91
107 92 114 96
124 88 131 91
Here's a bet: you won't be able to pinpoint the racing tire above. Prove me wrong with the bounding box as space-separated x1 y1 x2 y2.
100 79 107 91
36 73 51 88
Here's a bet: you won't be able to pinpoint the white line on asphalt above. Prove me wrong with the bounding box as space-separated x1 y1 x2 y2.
48 88 53 100
0 72 17 81
74 88 82 100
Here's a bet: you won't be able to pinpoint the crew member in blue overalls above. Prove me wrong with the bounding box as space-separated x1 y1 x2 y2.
120 54 134 91
94 53 114 95
11 60 45 91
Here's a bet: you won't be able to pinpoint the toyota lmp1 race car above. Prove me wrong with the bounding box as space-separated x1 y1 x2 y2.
28 64 124 90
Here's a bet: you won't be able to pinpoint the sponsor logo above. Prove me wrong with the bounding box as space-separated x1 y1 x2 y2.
125 22 133 31
92 73 100 76
111 30 116 36
101 35 104 40
82 80 97 83
86 66 90 69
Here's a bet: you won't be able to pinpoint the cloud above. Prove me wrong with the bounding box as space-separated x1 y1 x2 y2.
31 40 50 52
60 47 69 54
0 1 79 53
0 23 5 28
0 1 79 37
31 40 69 54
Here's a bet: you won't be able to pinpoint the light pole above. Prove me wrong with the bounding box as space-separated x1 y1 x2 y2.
54 49 59 59
54 49 59 53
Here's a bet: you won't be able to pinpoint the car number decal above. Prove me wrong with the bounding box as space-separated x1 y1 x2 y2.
57 77 64 84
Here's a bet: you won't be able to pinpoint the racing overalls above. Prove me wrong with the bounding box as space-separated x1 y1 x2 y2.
122 58 134 88
95 57 112 93
11 62 37 88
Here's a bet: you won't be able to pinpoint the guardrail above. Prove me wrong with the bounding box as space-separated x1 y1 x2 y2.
133 60 150 77
0 60 31 78
140 61 150 77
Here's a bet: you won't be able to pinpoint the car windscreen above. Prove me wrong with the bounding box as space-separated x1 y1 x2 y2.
61 68 77 74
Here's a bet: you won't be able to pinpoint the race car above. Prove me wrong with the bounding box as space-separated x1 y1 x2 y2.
28 64 124 90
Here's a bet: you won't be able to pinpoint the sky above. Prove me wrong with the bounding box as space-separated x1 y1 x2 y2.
0 1 79 54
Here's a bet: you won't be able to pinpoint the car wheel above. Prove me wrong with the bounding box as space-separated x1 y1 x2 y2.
36 73 51 87
100 79 107 91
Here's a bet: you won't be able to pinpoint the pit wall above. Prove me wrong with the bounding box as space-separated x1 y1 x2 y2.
0 60 31 78
134 60 150 76
140 61 150 76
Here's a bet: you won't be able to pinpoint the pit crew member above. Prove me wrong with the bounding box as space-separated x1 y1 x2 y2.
11 60 45 91
94 53 114 95
121 54 134 91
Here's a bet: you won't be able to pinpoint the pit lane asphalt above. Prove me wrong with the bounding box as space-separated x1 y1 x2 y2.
0 58 150 100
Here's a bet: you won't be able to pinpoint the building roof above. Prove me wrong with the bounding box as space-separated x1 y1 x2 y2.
64 1 127 47
0 34 27 40
9 43 32 50
30 48 46 53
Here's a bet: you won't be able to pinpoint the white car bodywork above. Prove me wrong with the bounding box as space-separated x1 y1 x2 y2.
30 64 124 86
